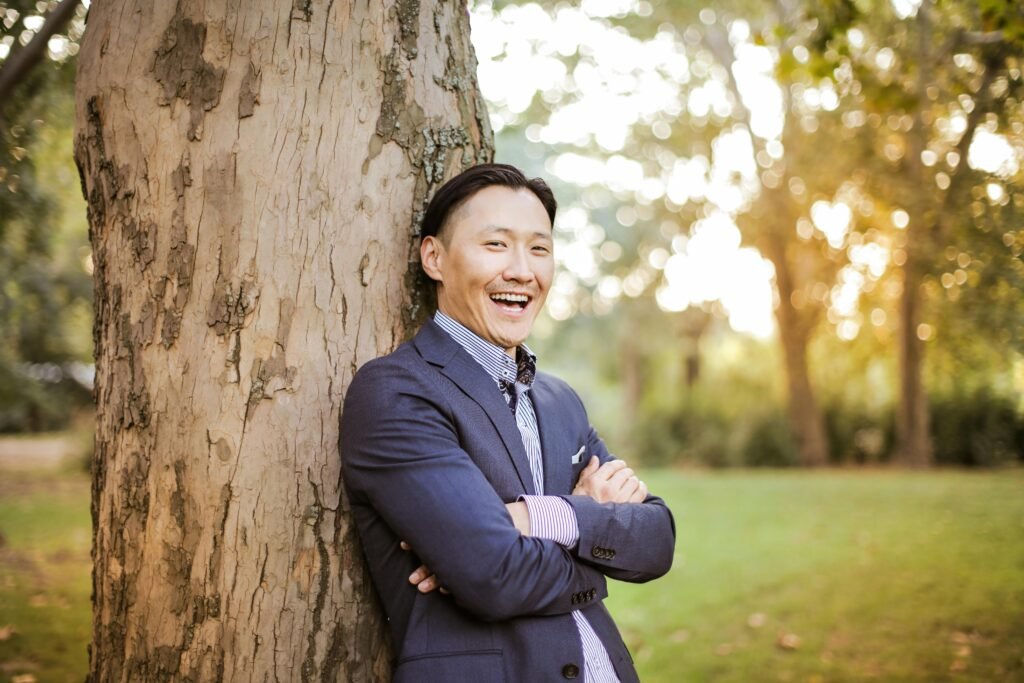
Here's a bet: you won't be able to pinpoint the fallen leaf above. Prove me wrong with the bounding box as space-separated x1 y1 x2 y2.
747 612 767 629
715 643 733 656
27 595 47 608
669 629 690 643
0 625 15 641
954 645 972 658
13 674 37 683
949 659 968 673
777 632 802 650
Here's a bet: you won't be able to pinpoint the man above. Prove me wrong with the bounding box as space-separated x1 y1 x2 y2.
341 163 675 682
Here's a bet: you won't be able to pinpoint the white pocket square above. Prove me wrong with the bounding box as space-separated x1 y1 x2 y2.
571 445 585 464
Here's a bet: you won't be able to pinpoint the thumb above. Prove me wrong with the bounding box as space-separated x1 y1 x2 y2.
584 455 600 472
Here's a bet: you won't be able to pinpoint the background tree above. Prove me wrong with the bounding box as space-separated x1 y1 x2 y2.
74 1 490 680
0 0 91 432
471 0 1023 467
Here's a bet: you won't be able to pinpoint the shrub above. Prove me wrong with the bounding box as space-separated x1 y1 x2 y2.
930 391 1024 467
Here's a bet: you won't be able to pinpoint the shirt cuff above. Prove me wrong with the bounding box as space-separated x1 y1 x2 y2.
520 495 579 548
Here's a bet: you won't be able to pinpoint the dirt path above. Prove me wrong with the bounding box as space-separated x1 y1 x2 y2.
0 436 82 471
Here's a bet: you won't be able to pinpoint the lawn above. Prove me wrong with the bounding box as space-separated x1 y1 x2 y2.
607 469 1024 682
1 467 1022 682
0 470 91 683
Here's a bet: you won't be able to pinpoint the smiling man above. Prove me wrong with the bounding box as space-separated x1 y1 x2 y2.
341 164 676 682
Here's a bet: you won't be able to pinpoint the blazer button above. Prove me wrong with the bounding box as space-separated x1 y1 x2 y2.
562 663 580 679
591 546 602 558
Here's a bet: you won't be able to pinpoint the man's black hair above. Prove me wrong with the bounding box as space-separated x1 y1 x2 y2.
419 163 557 242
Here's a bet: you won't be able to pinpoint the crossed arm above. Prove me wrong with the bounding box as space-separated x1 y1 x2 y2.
407 456 658 593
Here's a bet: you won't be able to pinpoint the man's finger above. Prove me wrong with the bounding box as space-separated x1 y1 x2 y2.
590 459 628 482
417 574 438 593
629 480 648 503
606 465 635 491
408 564 429 584
400 541 411 551
620 475 641 502
577 456 599 483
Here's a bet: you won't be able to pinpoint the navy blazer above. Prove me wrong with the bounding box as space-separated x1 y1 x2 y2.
341 320 676 682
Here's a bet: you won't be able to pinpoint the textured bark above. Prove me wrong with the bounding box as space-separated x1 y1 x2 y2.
74 1 491 681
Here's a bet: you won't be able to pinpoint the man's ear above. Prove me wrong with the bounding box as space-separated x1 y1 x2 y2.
420 235 444 283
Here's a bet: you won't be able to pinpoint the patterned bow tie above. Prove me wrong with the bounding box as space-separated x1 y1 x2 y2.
499 347 536 414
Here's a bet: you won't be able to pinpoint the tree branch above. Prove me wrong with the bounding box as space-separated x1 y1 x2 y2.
0 0 81 110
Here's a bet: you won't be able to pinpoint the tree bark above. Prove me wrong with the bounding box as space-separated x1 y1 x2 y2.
74 1 491 681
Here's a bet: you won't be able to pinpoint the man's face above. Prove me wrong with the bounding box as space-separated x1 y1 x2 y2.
421 185 555 356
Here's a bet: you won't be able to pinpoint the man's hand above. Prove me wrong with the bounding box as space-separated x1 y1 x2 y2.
401 541 449 594
572 456 647 504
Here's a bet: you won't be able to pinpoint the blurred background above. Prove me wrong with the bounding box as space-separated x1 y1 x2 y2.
1 0 1022 681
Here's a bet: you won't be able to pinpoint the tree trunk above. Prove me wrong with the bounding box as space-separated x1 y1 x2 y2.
763 228 829 467
677 307 709 389
895 255 932 466
702 26 829 468
74 2 491 681
896 2 934 467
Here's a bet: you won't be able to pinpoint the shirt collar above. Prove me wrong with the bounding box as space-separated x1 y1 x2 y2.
433 311 537 388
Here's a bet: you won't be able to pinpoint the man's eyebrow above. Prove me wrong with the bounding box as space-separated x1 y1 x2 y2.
478 225 553 240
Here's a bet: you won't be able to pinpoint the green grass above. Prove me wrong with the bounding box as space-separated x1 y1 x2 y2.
1 468 1022 681
0 470 91 683
607 468 1024 682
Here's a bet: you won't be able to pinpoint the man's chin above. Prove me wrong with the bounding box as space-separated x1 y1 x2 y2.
491 331 530 352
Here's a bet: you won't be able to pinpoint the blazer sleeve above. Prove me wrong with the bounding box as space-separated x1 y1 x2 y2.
341 359 608 622
559 395 677 583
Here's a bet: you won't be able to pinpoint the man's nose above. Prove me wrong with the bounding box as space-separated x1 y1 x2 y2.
502 246 535 283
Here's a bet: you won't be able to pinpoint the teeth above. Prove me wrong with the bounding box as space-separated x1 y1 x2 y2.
491 293 529 304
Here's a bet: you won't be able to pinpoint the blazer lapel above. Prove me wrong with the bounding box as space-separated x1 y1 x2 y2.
530 376 572 496
413 320 536 496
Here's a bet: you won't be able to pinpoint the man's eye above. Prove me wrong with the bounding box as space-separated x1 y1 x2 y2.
533 245 551 254
485 241 506 248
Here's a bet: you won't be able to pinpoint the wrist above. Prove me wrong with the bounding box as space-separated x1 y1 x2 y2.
507 501 531 535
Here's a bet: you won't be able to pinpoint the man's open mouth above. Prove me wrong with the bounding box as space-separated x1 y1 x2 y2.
489 292 531 310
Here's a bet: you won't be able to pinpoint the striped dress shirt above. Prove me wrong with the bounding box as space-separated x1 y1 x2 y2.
434 312 620 683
